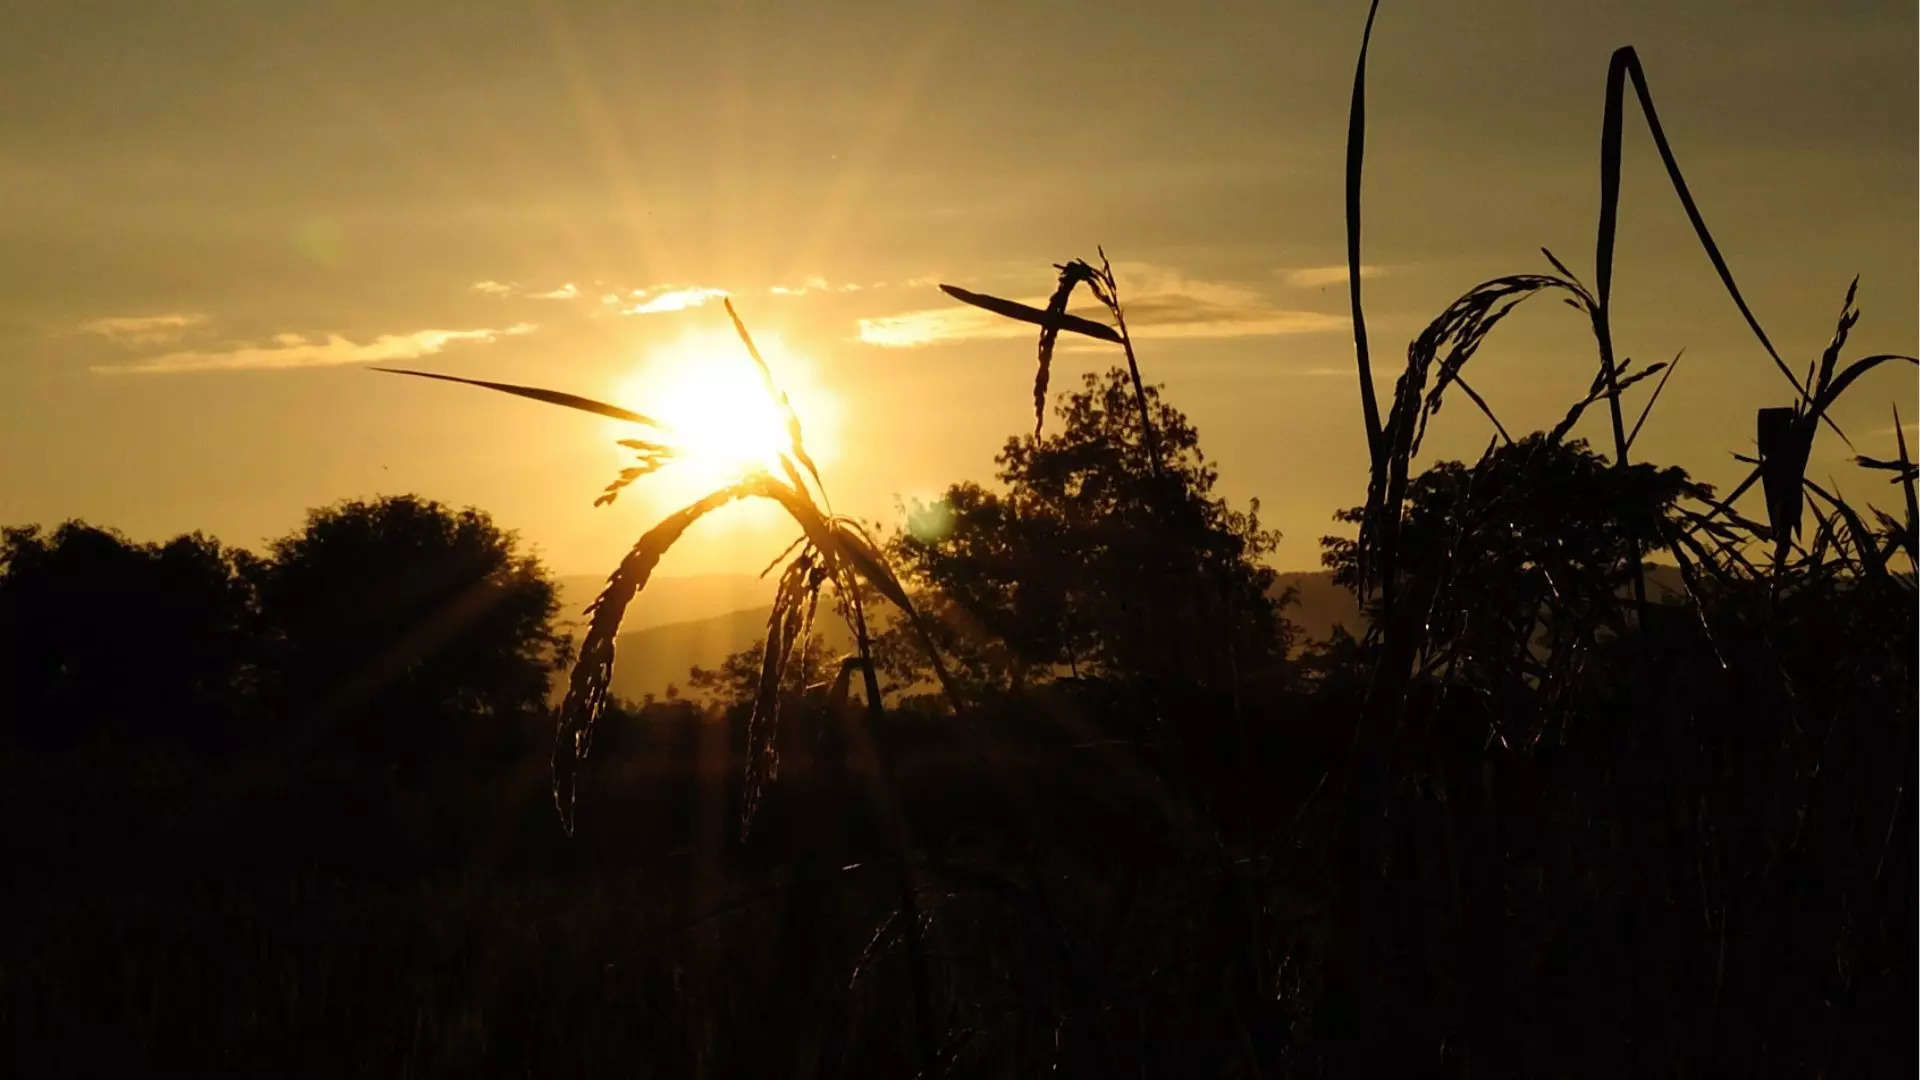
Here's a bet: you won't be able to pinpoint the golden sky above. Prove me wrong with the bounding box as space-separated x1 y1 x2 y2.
2 1 1914 576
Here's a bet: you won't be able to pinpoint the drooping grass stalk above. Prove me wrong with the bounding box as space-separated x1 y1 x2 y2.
940 252 1162 476
1089 249 1164 477
373 310 965 837
378 305 954 1074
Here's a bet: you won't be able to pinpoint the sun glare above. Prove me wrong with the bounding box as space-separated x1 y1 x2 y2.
610 328 837 502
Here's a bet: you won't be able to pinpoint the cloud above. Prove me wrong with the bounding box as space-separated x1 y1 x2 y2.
78 313 211 346
769 276 869 297
470 280 515 296
623 286 730 315
858 268 1344 347
527 282 580 300
1281 265 1385 288
93 323 537 375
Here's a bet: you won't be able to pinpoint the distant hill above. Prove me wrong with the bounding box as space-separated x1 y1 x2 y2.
1270 564 1689 649
550 572 768 635
1273 571 1364 646
551 566 1687 702
595 605 857 704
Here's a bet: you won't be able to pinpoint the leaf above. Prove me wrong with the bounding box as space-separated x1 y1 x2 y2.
372 367 667 429
937 284 1122 344
1756 406 1810 555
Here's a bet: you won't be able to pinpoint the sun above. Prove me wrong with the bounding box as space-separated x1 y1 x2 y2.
609 327 836 498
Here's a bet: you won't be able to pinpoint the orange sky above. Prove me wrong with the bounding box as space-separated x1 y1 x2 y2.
2 1 1914 576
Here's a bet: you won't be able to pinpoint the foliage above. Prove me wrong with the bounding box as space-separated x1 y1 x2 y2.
891 367 1287 695
1323 435 1702 694
0 522 259 749
251 495 569 777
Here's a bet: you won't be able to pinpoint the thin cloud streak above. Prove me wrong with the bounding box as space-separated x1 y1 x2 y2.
623 287 729 315
93 324 537 375
1282 265 1386 288
78 313 211 345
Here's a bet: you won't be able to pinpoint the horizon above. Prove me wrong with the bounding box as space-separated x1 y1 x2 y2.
7 5 1915 1073
3 1 1915 577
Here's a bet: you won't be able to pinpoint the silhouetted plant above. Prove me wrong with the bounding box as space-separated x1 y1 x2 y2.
942 250 1162 474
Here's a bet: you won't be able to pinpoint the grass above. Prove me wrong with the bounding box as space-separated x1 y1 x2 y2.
11 2 1913 1075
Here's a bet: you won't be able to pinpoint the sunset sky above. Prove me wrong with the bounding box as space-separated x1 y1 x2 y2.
3 1 1914 578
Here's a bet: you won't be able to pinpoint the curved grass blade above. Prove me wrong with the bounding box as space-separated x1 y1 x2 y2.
1811 354 1918 421
1596 47 1823 427
1346 0 1385 468
372 367 667 429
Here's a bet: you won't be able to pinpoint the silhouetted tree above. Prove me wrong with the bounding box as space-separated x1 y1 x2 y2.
1321 434 1702 724
0 522 258 750
891 368 1290 696
251 496 569 782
